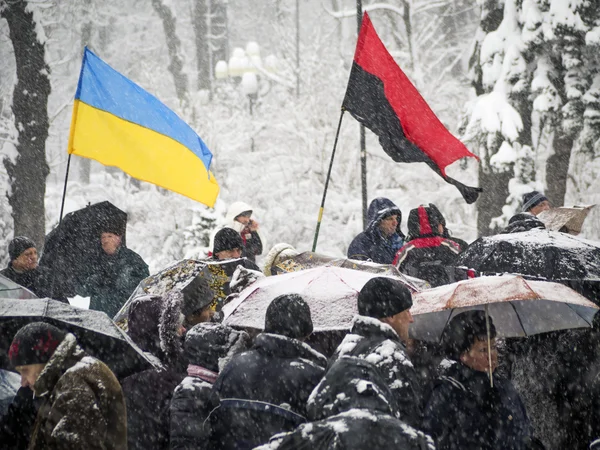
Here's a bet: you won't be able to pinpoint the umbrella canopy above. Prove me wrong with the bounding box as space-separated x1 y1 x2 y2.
0 274 37 300
0 298 156 379
40 201 128 294
410 275 599 342
223 266 419 333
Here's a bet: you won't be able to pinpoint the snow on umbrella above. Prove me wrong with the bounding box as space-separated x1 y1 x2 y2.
223 266 419 333
0 298 157 379
409 274 599 342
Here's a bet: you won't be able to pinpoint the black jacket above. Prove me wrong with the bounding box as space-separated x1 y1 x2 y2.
422 361 534 450
0 265 67 301
347 197 404 264
330 315 423 428
258 356 435 450
211 333 327 449
78 246 149 317
0 386 38 450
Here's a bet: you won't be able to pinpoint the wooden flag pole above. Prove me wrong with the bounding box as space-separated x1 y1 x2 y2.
312 108 346 252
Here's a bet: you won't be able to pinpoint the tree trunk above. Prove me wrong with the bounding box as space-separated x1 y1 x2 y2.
193 0 211 91
151 0 189 107
79 5 92 184
1 0 51 248
545 132 573 207
477 166 512 236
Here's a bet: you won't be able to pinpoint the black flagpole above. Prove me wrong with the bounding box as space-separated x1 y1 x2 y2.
58 154 72 225
357 0 368 230
312 109 345 252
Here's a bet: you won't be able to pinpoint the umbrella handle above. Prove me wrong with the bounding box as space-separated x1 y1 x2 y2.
485 304 494 388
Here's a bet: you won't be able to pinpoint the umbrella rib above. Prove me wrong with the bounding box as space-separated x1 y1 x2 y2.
509 301 528 337
565 303 594 327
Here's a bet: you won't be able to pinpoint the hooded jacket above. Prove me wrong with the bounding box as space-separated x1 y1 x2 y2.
28 333 127 450
257 357 435 450
422 360 534 450
330 315 423 428
122 292 187 450
211 333 327 449
347 198 404 264
502 213 546 234
393 205 460 286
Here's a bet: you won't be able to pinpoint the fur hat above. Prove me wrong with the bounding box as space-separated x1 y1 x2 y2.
213 228 244 255
184 322 249 372
264 293 313 340
262 243 299 276
8 236 36 261
9 322 66 367
357 277 413 319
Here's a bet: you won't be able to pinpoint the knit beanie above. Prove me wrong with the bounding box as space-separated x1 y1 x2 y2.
213 228 244 255
181 276 214 316
441 310 497 360
264 293 313 340
357 277 413 319
522 191 548 212
8 236 36 261
8 322 67 367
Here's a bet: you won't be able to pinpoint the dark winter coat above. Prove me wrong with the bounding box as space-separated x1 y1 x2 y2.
422 360 534 450
330 315 423 428
28 333 127 450
347 197 404 264
122 293 186 450
78 245 149 317
0 265 68 301
393 205 461 286
502 213 546 234
0 386 38 450
211 333 327 449
257 356 435 450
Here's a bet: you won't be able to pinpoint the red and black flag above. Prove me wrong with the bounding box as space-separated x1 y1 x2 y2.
343 13 481 204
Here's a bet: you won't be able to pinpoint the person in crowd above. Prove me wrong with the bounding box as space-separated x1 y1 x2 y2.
522 191 551 216
7 322 126 449
211 293 327 448
181 276 216 328
211 227 260 269
422 311 538 450
502 212 546 234
347 197 405 264
330 277 422 428
122 292 187 450
393 204 461 287
0 383 38 449
210 201 264 263
262 243 299 276
1 236 66 300
79 222 149 317
170 323 249 450
428 203 470 252
257 356 435 450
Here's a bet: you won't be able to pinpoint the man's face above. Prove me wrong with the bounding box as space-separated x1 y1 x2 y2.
381 309 414 344
530 200 551 216
185 306 215 328
215 248 242 260
379 215 399 237
101 232 122 255
12 247 38 272
460 337 498 373
15 363 46 389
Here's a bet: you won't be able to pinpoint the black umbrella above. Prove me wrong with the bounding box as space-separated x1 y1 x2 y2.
40 201 127 295
457 229 600 301
0 298 156 379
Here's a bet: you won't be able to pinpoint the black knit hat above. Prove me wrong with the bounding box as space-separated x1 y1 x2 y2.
264 293 313 339
8 322 67 367
522 191 548 212
8 236 36 261
357 277 413 319
441 310 497 360
181 276 214 317
213 228 244 255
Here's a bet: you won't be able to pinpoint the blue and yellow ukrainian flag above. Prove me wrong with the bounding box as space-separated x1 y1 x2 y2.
68 48 219 207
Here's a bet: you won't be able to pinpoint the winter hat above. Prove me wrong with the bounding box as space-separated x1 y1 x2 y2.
8 322 67 367
213 227 244 255
407 205 442 238
184 322 249 372
8 236 36 261
522 191 548 212
357 277 413 319
264 293 313 340
441 310 497 360
262 243 299 276
181 276 214 316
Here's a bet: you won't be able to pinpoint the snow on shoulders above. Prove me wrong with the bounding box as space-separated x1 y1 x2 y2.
364 339 413 369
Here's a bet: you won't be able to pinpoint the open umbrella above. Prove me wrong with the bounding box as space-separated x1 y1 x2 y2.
0 298 156 379
223 265 419 333
410 275 598 342
0 274 37 300
457 229 600 302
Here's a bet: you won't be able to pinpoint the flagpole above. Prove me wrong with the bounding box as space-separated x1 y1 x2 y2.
58 154 72 225
357 0 368 230
312 109 346 252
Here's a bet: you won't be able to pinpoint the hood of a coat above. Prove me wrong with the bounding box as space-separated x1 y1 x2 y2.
254 333 327 368
350 315 402 344
407 205 443 239
366 198 402 233
184 323 249 373
225 201 254 224
33 333 84 397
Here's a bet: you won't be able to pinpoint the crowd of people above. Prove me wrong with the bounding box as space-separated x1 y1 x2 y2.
2 189 596 450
